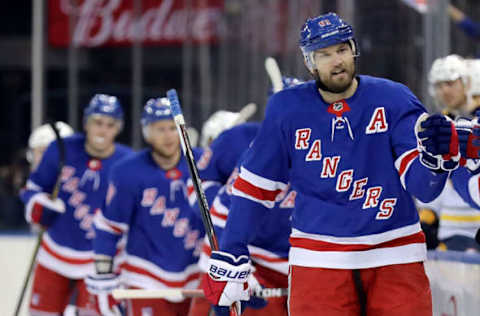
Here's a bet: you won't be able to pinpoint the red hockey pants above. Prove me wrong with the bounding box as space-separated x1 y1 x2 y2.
288 262 432 316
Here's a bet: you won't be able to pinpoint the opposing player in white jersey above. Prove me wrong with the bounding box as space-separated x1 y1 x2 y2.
20 94 132 316
87 98 205 316
466 58 480 113
27 122 74 171
200 12 456 316
417 55 480 252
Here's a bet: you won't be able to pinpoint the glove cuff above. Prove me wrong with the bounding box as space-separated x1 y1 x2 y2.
85 273 119 295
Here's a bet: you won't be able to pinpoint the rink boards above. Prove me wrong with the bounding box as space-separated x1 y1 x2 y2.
1 234 479 316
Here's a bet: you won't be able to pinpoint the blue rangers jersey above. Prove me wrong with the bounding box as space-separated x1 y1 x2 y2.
187 122 260 208
93 149 205 292
20 134 132 278
224 76 449 269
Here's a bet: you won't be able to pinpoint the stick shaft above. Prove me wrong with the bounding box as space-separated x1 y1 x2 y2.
112 287 288 300
167 89 237 315
167 89 219 250
113 289 204 300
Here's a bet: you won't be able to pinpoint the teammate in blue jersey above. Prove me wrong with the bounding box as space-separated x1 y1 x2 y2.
189 78 302 316
187 122 261 315
20 94 132 316
200 13 459 316
87 98 205 316
189 153 293 316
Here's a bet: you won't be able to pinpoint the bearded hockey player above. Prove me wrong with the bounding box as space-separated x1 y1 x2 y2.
201 12 455 316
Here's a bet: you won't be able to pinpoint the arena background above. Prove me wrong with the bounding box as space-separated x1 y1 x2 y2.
1 1 480 315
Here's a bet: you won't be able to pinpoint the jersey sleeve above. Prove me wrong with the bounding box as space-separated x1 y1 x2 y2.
20 141 60 222
220 96 290 256
391 85 448 203
93 162 136 257
450 167 480 209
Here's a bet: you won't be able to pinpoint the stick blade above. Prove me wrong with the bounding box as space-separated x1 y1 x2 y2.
265 57 283 93
167 89 182 117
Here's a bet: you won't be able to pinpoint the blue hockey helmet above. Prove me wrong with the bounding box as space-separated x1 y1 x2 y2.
84 94 124 121
299 13 358 72
141 98 173 127
268 76 304 96
141 98 173 139
282 77 303 89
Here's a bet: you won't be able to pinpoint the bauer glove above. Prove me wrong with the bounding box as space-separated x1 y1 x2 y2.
85 255 123 316
201 251 253 314
415 113 460 172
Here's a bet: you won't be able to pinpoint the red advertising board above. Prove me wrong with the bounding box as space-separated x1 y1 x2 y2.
48 0 224 47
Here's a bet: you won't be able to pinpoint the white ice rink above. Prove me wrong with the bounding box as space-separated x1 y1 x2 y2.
1 234 479 316
1 234 35 316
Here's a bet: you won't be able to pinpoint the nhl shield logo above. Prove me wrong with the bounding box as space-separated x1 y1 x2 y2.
333 102 344 112
87 159 102 171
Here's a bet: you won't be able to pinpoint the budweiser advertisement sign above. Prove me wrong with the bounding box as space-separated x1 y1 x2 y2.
48 0 224 47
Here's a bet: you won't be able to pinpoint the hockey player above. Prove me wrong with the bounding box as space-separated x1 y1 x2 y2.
87 98 205 316
428 54 470 117
466 58 480 114
189 79 301 316
189 152 293 316
20 94 132 316
416 57 480 252
201 12 455 316
188 121 262 316
27 122 74 171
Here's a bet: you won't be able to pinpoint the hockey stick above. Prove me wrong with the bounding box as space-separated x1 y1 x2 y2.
232 102 257 126
112 287 288 300
13 122 65 316
167 89 239 316
265 57 283 93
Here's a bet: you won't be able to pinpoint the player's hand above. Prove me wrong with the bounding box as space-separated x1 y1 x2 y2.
85 273 123 316
415 113 460 171
211 274 268 315
27 192 65 227
201 251 252 313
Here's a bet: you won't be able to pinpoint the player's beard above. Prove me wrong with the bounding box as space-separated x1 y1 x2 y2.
314 63 356 94
153 146 178 160
151 143 181 169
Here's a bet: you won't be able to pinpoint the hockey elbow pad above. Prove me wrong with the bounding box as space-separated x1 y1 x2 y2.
26 192 65 227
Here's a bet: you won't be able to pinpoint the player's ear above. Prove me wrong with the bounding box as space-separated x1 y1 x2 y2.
83 117 89 133
142 126 151 144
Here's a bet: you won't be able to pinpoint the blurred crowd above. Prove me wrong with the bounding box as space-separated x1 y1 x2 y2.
0 148 29 230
